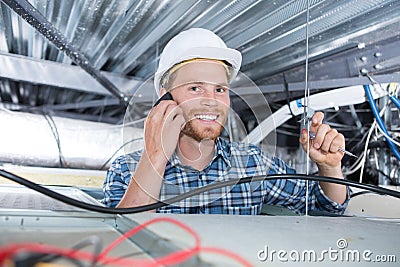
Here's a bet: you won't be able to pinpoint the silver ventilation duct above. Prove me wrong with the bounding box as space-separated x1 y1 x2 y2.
0 109 143 169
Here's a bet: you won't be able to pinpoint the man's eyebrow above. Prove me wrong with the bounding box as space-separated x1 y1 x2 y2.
187 81 230 87
188 82 204 85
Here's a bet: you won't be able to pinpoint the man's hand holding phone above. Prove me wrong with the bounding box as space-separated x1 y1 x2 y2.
145 92 184 164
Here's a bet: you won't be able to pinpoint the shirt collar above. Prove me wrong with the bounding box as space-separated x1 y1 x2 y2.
215 137 232 167
168 137 232 168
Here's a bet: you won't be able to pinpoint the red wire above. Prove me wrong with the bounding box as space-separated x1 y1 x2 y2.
98 217 201 266
99 217 201 258
201 247 253 267
0 217 253 267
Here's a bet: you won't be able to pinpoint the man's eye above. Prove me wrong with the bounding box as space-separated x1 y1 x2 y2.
216 87 228 93
189 86 201 92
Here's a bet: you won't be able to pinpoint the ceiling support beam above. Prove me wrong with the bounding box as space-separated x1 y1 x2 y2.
1 0 128 104
0 52 141 96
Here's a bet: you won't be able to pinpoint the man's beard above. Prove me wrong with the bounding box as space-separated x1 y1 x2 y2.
181 119 224 142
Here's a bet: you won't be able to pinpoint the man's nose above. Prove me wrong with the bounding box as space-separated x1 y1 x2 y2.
200 89 218 106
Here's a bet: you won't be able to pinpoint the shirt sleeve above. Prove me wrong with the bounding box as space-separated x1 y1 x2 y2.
102 154 138 208
264 156 350 215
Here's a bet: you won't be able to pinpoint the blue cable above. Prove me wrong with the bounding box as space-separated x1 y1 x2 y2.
390 95 400 110
363 85 400 160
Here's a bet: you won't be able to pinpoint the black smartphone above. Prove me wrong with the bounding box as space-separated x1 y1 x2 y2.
153 92 174 107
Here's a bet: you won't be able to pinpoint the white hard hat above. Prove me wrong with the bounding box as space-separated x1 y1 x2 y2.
154 28 242 92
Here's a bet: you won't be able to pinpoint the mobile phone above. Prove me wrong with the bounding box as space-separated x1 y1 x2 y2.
153 92 174 107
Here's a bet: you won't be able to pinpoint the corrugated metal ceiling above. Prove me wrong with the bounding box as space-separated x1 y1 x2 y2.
0 0 399 123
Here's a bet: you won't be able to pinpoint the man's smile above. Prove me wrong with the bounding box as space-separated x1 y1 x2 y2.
194 113 219 122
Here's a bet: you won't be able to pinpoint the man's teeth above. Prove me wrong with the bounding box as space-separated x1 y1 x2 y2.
195 114 218 121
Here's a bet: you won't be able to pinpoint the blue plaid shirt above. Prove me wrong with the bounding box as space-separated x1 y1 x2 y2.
103 138 349 215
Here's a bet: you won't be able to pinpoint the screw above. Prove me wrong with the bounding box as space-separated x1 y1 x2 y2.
358 43 366 49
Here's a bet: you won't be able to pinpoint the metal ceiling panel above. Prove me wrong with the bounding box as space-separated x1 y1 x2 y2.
0 0 398 123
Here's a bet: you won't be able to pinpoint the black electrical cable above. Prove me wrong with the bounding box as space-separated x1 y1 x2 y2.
283 73 296 118
1 169 400 215
350 190 376 198
37 235 102 267
14 252 85 267
43 113 65 167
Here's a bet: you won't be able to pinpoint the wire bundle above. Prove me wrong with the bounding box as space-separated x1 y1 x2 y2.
0 217 252 267
363 84 400 160
340 81 400 184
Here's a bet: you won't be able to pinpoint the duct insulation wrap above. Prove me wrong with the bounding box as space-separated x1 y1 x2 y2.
0 110 143 169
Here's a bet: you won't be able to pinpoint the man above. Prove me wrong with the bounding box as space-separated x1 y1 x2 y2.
103 28 349 215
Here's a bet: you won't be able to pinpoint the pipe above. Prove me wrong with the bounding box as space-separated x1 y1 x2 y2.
246 84 388 144
0 109 143 169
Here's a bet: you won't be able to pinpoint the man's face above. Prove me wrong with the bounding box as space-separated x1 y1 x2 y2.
165 60 230 142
